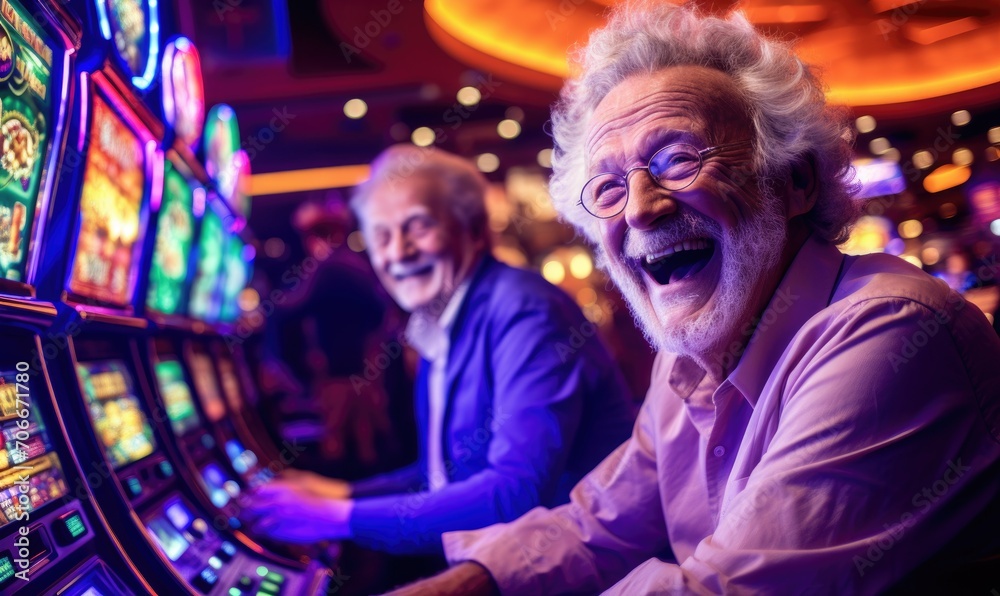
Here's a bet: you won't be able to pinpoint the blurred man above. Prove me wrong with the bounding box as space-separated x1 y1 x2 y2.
394 3 1000 594
246 145 636 557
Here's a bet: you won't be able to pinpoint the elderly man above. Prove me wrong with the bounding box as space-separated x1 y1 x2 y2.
245 145 636 557
392 3 1000 594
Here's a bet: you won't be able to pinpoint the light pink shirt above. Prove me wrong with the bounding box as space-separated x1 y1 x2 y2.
444 236 1000 594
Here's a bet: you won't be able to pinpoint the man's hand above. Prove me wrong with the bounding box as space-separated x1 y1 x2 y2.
382 562 499 596
242 485 353 543
274 469 352 499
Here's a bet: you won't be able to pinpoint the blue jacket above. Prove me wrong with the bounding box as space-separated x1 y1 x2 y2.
348 256 636 554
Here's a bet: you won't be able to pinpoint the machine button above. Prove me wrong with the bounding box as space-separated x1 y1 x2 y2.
237 575 255 590
189 518 208 539
156 460 174 478
264 571 285 585
216 541 236 562
124 476 143 498
192 567 219 593
54 510 89 545
258 579 281 594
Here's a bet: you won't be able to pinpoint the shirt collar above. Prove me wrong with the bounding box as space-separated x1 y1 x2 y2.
406 272 475 362
727 234 845 407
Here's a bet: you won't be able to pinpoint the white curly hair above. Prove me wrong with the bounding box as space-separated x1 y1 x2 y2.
549 1 859 244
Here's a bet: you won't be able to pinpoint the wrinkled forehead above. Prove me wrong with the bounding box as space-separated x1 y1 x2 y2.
584 66 752 163
361 174 442 225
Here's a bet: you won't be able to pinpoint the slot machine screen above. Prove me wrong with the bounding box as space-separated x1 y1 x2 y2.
76 360 156 469
56 561 129 596
68 93 146 306
146 160 195 315
146 516 188 561
0 371 69 527
153 359 201 436
215 354 243 412
0 0 57 283
219 234 249 323
187 204 224 321
186 347 225 422
99 0 157 89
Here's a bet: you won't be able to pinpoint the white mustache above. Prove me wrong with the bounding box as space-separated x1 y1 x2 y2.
622 210 721 262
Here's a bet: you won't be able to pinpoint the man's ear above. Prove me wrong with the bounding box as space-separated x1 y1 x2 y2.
785 154 818 220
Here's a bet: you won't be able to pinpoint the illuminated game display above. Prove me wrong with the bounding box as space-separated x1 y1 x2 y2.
97 0 159 90
77 360 156 469
0 371 68 527
216 354 244 412
219 234 250 323
69 94 146 306
0 0 56 283
146 160 195 315
203 104 240 205
161 37 204 149
153 359 201 436
186 348 225 421
187 203 224 320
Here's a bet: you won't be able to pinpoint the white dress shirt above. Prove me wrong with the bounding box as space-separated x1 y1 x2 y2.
406 279 472 492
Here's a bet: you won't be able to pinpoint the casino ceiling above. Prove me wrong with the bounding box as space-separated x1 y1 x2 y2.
174 0 1000 194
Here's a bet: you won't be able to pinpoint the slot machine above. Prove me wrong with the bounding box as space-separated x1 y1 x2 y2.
138 98 309 555
0 0 153 593
32 1 331 593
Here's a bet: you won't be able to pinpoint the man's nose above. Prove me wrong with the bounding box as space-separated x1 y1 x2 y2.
385 230 415 263
623 169 678 231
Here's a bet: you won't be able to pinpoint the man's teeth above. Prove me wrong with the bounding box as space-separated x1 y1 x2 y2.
644 238 711 264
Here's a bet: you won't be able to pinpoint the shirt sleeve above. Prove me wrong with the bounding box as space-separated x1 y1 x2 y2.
442 358 671 593
350 302 631 555
615 297 1000 594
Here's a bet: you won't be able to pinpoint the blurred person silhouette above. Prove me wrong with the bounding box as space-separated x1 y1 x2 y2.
260 192 414 480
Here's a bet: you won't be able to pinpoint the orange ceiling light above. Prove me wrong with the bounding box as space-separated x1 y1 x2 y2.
425 0 1000 107
923 164 971 193
250 165 371 196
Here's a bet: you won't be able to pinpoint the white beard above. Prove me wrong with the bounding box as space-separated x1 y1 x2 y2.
603 184 788 361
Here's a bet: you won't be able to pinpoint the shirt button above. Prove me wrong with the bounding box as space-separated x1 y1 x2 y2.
713 445 726 458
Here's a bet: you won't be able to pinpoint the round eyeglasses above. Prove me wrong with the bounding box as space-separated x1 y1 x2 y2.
579 139 753 219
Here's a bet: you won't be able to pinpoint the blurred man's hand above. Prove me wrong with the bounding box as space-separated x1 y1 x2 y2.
243 485 353 543
275 469 352 499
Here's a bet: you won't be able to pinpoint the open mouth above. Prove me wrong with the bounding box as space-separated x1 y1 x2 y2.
641 238 716 285
391 263 434 281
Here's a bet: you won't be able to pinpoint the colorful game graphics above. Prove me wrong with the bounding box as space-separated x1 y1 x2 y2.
0 0 56 282
147 160 195 315
162 37 205 150
0 370 68 528
97 0 159 90
186 349 225 422
187 204 225 320
76 360 156 469
153 359 201 436
69 94 146 306
219 235 250 323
